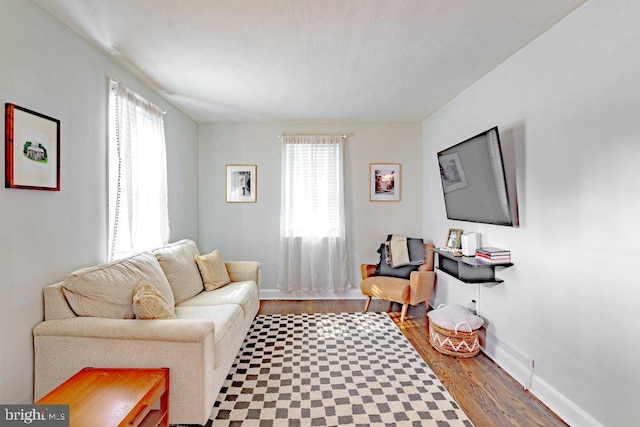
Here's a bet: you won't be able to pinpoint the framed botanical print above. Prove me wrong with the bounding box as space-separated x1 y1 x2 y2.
5 103 60 191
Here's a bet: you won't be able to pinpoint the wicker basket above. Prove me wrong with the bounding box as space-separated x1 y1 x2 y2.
429 322 480 358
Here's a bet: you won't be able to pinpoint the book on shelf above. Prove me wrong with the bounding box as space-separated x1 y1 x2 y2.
476 256 511 264
475 252 510 260
475 247 511 263
476 247 511 256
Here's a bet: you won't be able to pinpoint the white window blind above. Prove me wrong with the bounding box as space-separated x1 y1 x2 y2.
278 135 350 292
281 138 342 237
108 79 169 260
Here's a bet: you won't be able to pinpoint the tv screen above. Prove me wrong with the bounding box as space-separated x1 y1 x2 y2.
437 127 513 226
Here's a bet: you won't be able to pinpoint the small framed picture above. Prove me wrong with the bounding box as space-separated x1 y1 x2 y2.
226 164 256 203
5 103 60 191
370 163 401 202
445 228 463 249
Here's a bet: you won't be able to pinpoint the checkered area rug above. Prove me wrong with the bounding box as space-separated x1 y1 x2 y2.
209 312 472 426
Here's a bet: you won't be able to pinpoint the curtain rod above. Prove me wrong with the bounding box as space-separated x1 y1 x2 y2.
278 134 347 138
107 76 166 115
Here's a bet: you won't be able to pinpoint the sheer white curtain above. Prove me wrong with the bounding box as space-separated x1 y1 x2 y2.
108 79 169 260
278 135 350 292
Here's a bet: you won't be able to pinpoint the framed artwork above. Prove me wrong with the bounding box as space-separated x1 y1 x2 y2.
370 163 400 202
445 228 463 249
438 151 467 193
5 103 60 191
226 164 256 203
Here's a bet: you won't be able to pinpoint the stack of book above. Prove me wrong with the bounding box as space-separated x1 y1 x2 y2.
475 247 511 264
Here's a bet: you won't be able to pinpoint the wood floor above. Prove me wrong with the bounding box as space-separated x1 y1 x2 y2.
259 299 567 427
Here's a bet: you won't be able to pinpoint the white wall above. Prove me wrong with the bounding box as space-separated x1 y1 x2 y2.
422 1 640 425
199 122 424 295
0 0 199 403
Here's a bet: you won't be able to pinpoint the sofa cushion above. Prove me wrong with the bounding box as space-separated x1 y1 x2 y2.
62 252 174 319
176 280 257 315
175 304 244 369
195 249 231 291
153 239 204 304
133 279 176 320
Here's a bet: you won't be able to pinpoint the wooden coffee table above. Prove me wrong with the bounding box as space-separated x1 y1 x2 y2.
36 368 169 427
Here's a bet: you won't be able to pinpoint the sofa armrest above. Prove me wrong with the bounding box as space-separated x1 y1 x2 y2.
409 270 436 305
34 317 217 424
43 282 77 320
360 264 377 280
225 261 261 285
419 244 436 272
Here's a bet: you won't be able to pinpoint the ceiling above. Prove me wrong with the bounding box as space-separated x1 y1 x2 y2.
33 0 585 123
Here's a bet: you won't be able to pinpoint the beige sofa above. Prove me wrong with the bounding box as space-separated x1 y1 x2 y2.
33 239 260 426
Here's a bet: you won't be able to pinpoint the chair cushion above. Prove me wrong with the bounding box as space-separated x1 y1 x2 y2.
360 276 410 303
62 252 174 319
153 239 204 304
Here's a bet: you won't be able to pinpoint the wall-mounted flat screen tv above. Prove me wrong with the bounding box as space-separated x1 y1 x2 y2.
437 127 514 226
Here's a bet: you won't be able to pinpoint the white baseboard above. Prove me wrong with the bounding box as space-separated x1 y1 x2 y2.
530 375 605 427
482 329 603 427
260 288 365 300
482 328 534 389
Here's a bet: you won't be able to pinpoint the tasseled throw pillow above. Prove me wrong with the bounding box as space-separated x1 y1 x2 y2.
132 279 176 320
195 249 231 291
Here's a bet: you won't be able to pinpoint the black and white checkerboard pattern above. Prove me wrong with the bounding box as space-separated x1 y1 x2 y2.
210 312 472 426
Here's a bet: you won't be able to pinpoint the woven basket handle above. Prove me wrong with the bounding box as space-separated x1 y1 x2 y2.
436 304 447 310
454 321 473 333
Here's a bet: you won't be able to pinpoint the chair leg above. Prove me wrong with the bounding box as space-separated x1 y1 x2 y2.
364 296 372 313
400 303 409 323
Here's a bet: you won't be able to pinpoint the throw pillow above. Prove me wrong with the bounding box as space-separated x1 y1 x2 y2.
195 249 231 291
374 242 419 279
132 279 176 320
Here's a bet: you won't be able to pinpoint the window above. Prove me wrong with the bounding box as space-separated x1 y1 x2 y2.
278 135 350 292
108 79 169 260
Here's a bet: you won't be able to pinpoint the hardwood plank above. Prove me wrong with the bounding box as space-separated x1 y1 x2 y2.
258 299 566 427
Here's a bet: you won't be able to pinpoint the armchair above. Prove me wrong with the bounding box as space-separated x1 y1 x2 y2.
360 243 436 323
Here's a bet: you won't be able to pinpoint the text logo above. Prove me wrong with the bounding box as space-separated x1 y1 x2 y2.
0 405 68 426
